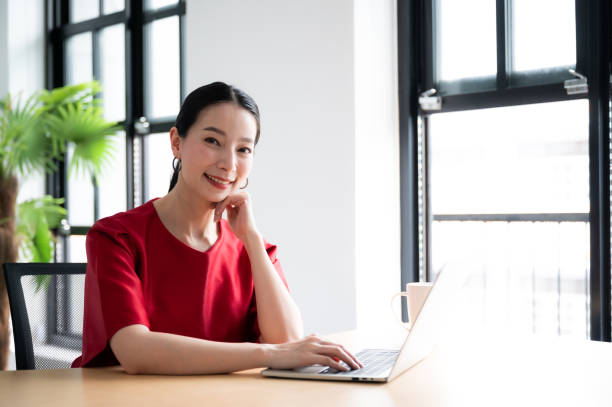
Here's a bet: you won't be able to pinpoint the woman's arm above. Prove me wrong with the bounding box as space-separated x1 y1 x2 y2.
214 191 304 343
110 325 361 375
243 232 304 343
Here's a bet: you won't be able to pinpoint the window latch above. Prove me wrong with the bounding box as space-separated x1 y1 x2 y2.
134 116 151 135
419 89 442 111
564 69 588 95
58 218 71 237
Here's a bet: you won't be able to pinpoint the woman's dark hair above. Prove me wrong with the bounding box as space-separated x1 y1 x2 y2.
168 81 261 192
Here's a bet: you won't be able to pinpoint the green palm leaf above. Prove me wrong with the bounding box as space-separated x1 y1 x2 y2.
45 102 120 177
17 196 66 257
1 80 119 179
37 81 102 114
0 93 53 178
3 81 117 291
16 196 67 291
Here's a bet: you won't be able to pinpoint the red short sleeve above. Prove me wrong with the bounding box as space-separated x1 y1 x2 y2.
248 244 289 342
72 222 150 367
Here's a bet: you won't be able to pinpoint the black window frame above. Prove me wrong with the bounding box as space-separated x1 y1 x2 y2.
398 0 611 341
44 0 186 347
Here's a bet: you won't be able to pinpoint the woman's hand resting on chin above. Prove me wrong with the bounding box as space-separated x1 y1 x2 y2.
214 191 259 243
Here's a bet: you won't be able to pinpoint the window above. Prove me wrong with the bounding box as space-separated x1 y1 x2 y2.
45 0 185 348
429 100 590 337
399 0 611 340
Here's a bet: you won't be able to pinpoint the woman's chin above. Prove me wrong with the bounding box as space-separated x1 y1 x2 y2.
199 189 230 204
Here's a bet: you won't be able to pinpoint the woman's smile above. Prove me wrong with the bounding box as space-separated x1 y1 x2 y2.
204 172 234 189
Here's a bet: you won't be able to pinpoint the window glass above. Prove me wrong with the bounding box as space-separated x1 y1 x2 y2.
435 0 497 82
66 144 94 226
133 136 143 207
145 16 180 119
98 132 127 219
65 32 93 86
428 100 589 338
103 0 125 14
145 132 175 201
68 235 87 263
511 0 576 72
429 101 588 214
70 0 99 23
99 24 126 122
145 0 178 10
67 234 86 337
431 220 589 337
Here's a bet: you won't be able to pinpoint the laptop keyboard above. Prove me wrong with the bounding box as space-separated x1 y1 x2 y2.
319 349 399 377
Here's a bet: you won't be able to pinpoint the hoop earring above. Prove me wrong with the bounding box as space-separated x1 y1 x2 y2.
240 178 248 189
172 157 181 171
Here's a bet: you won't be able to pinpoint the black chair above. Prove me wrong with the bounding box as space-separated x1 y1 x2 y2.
3 263 86 370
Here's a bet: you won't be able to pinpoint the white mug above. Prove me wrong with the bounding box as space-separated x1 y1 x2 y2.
391 282 433 329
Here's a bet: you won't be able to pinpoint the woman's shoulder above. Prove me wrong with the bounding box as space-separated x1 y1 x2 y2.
88 199 157 238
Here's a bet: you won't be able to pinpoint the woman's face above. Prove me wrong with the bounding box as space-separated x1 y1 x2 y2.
171 102 257 203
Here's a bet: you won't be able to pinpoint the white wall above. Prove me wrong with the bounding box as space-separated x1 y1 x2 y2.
7 0 45 99
8 0 46 204
186 0 400 334
0 0 8 370
354 0 401 330
0 1 45 202
0 1 8 99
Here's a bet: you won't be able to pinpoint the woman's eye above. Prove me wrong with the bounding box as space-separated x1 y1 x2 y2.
238 147 252 154
204 137 220 146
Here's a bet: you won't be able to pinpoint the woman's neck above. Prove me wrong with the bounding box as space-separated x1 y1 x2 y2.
153 183 219 250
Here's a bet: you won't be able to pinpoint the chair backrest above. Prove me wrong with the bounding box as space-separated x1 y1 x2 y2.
3 263 86 370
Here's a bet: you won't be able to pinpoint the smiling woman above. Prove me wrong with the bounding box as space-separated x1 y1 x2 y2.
72 82 363 374
167 83 260 194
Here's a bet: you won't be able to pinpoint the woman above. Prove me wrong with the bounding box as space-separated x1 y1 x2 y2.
72 82 362 374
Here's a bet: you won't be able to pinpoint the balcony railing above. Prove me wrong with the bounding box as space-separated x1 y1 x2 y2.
430 213 590 338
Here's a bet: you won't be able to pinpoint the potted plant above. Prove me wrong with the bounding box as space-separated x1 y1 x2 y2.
0 81 119 369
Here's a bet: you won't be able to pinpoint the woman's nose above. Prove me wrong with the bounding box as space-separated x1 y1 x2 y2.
217 148 237 171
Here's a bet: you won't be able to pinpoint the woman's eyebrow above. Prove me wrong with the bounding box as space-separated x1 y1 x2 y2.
203 126 226 135
203 126 254 144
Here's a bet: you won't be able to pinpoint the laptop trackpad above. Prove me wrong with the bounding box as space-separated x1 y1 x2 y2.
292 365 327 374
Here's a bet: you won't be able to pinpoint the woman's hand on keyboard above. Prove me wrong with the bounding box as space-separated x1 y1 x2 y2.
261 334 363 371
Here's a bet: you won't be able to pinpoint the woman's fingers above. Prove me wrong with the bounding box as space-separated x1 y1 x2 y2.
305 334 363 369
266 337 364 371
315 345 361 370
214 193 249 222
312 355 350 372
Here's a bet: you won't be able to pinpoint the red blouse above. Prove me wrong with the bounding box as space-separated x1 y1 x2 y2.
72 199 287 367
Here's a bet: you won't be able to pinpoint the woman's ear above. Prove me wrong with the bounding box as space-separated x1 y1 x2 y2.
170 127 181 158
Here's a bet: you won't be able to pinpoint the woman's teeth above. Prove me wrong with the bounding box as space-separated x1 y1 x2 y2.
205 174 232 184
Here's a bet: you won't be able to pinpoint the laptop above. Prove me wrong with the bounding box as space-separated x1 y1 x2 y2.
261 266 464 383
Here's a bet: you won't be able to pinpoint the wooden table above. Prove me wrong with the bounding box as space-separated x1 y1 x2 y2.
2 328 612 406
